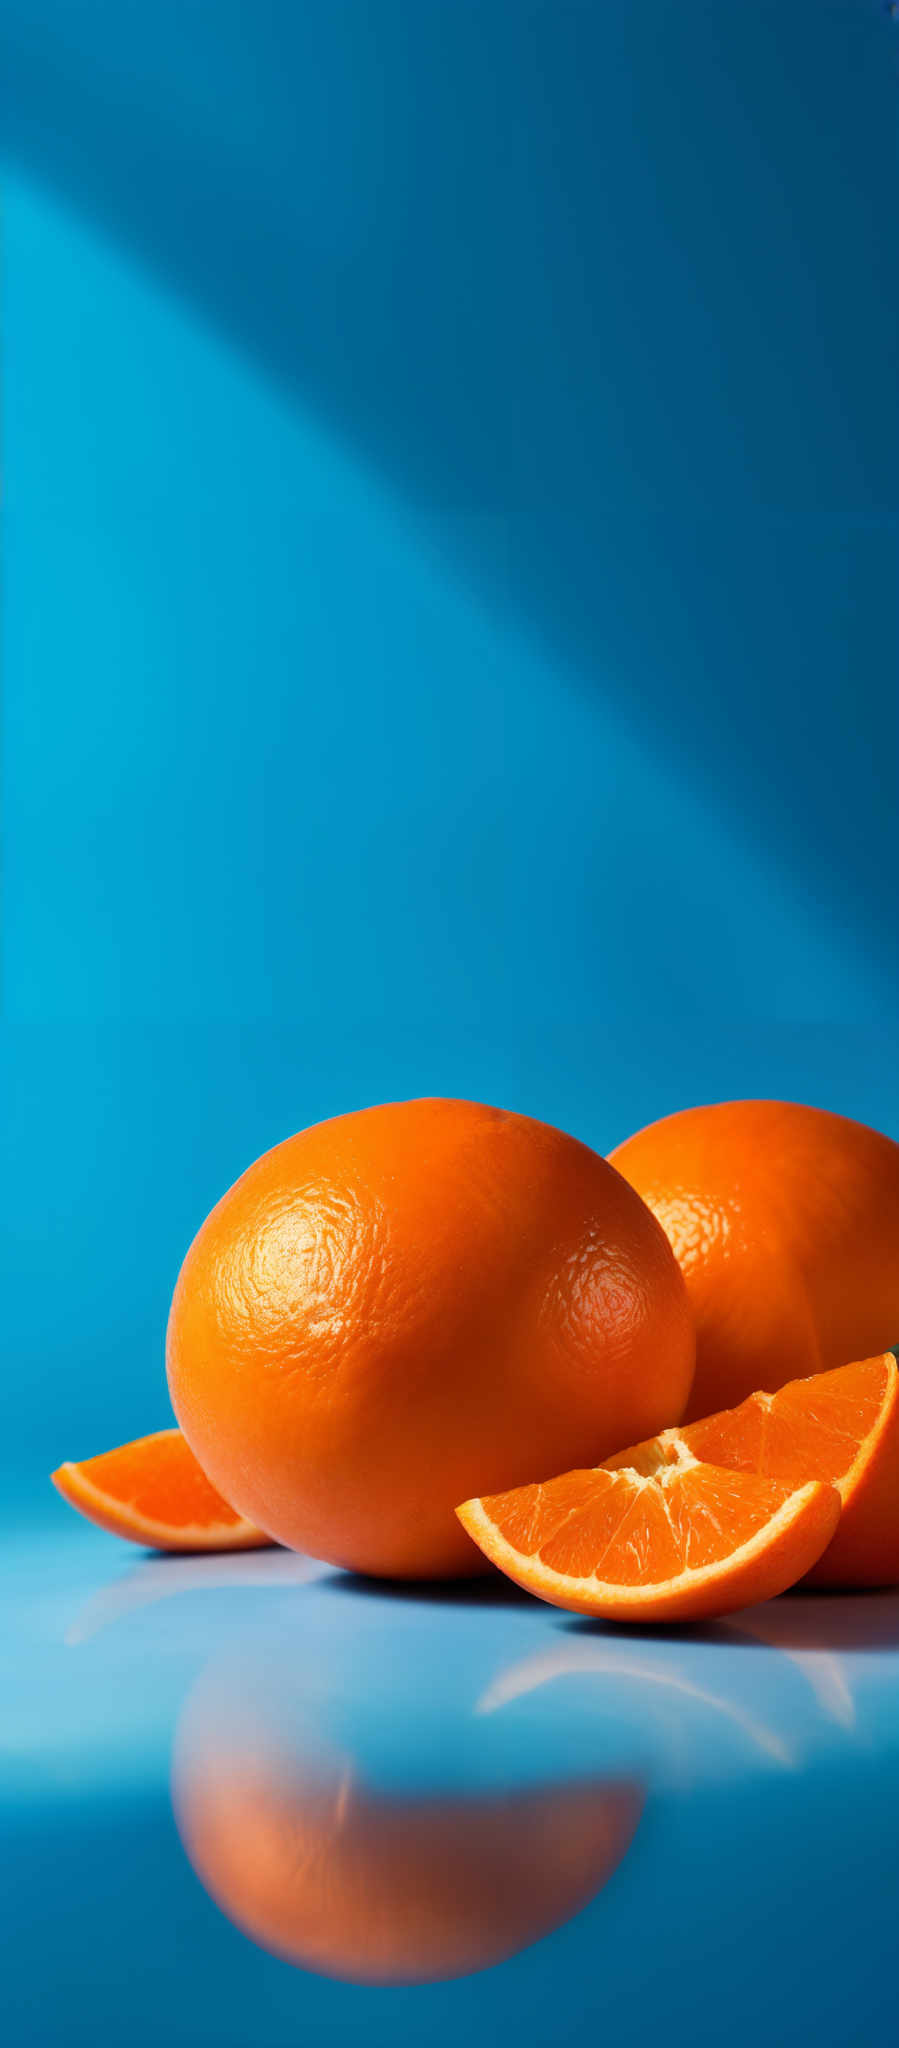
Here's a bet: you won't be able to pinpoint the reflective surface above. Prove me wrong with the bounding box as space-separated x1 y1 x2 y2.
5 1521 899 2045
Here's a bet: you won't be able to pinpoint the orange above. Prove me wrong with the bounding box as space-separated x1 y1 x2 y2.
609 1100 899 1419
166 1098 694 1577
679 1353 899 1588
51 1429 269 1552
457 1459 840 1624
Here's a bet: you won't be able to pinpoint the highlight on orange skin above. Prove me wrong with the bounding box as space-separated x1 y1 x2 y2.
172 1691 643 1984
609 1100 899 1420
51 1429 271 1552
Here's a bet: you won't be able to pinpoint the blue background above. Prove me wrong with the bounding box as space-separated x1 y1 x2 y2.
3 14 899 2048
2 0 898 1492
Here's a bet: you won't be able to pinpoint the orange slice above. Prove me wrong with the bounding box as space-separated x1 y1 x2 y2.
671 1353 899 1588
458 1354 899 1618
52 1429 272 1552
457 1463 840 1626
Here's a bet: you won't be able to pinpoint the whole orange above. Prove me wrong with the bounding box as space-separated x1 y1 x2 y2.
166 1098 694 1577
610 1100 899 1422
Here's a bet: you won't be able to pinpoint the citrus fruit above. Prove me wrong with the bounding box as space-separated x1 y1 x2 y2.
457 1458 840 1624
678 1353 899 1588
609 1100 899 1418
51 1429 270 1552
166 1097 694 1578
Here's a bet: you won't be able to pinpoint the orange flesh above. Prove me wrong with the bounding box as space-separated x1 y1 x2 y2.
52 1429 272 1551
667 1353 899 1588
469 1462 823 1585
458 1355 898 1616
675 1353 891 1490
457 1465 839 1621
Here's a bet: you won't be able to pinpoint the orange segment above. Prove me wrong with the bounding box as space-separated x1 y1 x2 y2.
457 1461 840 1624
52 1429 273 1552
676 1353 899 1587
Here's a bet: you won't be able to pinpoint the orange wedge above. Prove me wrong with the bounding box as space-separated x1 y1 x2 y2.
672 1353 899 1588
457 1464 840 1626
458 1354 899 1619
52 1429 272 1552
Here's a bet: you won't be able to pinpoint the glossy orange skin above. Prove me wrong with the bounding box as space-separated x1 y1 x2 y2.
167 1098 694 1577
610 1101 899 1423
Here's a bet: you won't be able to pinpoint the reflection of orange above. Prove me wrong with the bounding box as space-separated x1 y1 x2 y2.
167 1098 693 1577
478 1642 797 1768
51 1429 269 1551
173 1739 641 1986
610 1101 899 1419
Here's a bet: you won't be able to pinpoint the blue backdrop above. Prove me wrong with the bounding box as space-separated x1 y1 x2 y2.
3 1 897 1494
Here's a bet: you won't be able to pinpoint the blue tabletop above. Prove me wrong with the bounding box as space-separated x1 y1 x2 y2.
5 1517 898 2048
